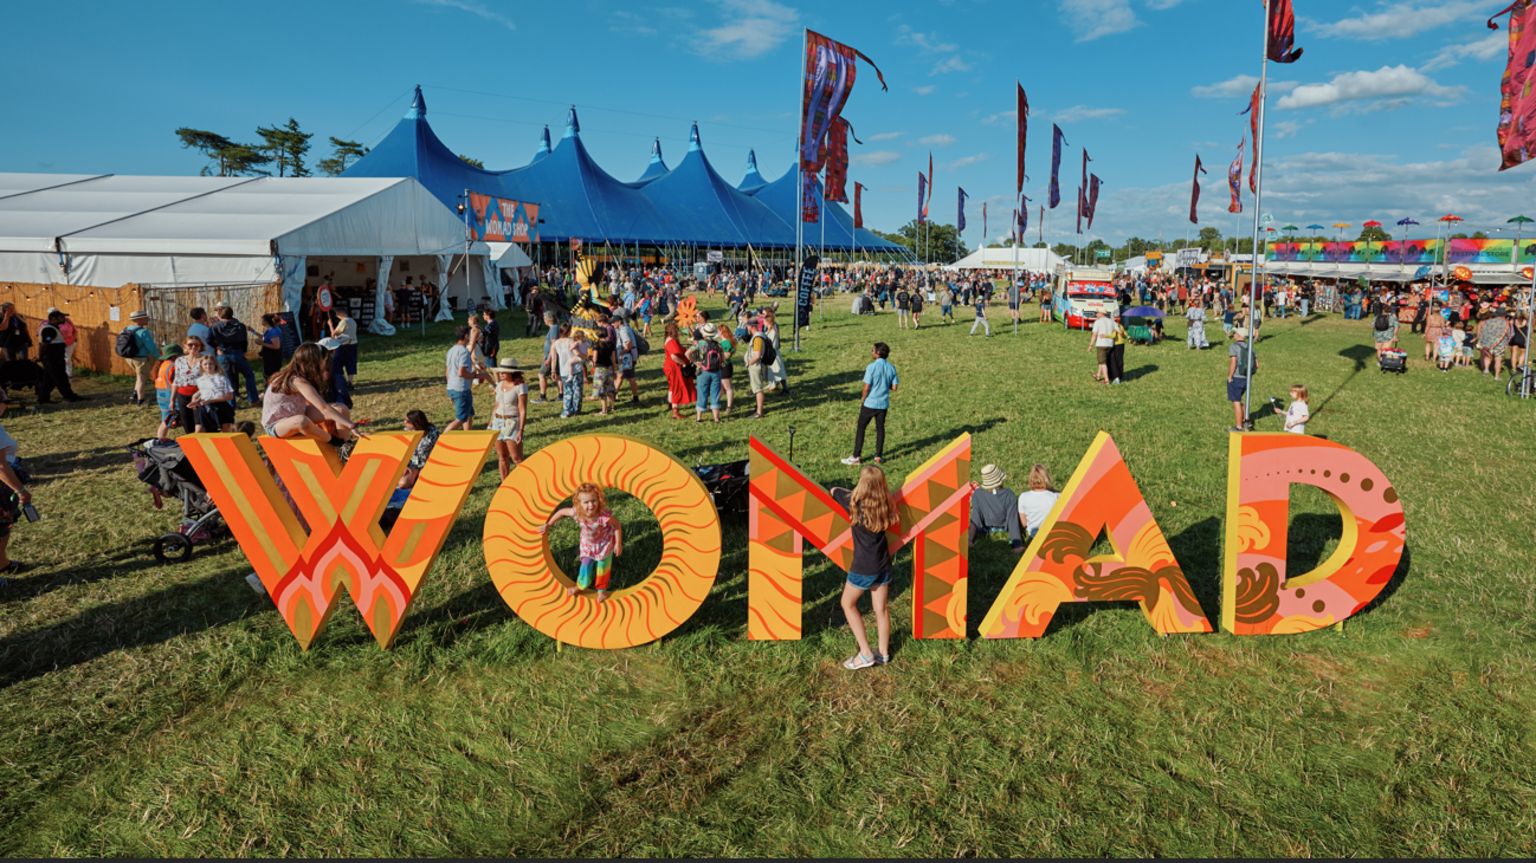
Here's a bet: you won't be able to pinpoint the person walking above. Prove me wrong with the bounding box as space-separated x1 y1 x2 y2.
121 309 160 406
1186 300 1209 350
0 302 30 361
1090 311 1116 384
36 311 83 404
444 326 480 431
50 308 78 378
210 304 260 407
1226 327 1257 431
842 342 899 467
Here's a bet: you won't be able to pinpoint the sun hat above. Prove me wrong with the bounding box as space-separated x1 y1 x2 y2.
159 344 183 360
979 464 1006 491
317 336 343 351
129 309 149 320
699 322 720 339
495 357 521 372
1233 327 1249 339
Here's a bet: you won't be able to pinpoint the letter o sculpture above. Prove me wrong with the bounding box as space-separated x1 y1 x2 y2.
483 434 721 648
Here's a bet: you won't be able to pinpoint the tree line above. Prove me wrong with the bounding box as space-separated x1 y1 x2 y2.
174 117 480 177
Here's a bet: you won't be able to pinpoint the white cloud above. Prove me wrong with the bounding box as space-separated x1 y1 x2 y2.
1277 65 1463 113
853 150 902 167
1145 0 1185 8
1191 74 1299 100
867 131 905 142
1315 0 1487 40
913 85 937 96
690 0 798 60
947 153 989 170
895 24 957 54
1053 105 1125 123
1422 31 1507 71
930 55 972 75
413 0 514 31
608 9 656 35
920 133 957 146
980 110 1016 126
1058 0 1139 41
1269 120 1306 140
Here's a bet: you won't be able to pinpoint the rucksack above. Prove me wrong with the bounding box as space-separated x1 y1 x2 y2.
634 332 651 355
115 329 141 358
1374 311 1391 332
702 340 723 373
757 334 777 367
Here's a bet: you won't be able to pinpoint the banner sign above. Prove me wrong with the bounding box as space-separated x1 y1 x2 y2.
469 193 539 243
706 251 724 263
1176 248 1202 268
179 430 1406 650
1267 239 1534 265
796 254 819 327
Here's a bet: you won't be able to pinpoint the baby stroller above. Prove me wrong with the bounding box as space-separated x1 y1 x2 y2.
128 438 225 562
1378 348 1408 374
693 459 750 520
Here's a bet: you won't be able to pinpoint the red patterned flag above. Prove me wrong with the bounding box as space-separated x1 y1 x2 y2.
853 181 865 229
1049 125 1068 208
1242 82 1261 193
1011 208 1020 245
1493 1 1536 171
1267 0 1304 64
1016 84 1030 197
957 187 968 234
1190 155 1207 225
925 152 934 218
825 117 851 203
1076 148 1092 234
800 30 886 222
1228 137 1245 214
801 172 821 224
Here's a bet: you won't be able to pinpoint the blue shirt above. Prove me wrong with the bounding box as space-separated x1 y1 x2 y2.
129 325 158 359
862 358 899 410
187 321 212 345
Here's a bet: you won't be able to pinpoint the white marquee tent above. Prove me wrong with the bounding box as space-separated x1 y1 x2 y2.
945 246 1066 272
0 173 504 330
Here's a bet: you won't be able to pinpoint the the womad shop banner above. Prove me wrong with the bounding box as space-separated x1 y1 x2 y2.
468 192 540 243
797 253 819 327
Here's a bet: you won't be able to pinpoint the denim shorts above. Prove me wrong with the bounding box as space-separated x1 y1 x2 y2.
448 388 474 422
846 568 892 590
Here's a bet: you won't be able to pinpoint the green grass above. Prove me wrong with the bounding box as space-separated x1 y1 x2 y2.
2 299 1535 857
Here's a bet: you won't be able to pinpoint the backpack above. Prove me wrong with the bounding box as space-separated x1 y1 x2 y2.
634 332 651 355
115 328 141 358
757 334 777 367
1374 311 1391 332
702 340 723 373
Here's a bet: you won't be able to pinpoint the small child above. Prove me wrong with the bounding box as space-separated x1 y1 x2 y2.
830 465 897 670
1275 383 1310 435
1436 328 1457 371
190 354 235 432
1458 323 1476 366
153 345 183 440
540 482 623 602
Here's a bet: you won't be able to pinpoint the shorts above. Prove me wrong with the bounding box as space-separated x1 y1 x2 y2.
448 388 474 422
490 415 523 442
847 568 892 590
1095 346 1110 365
594 367 616 398
1227 377 1249 402
197 402 235 429
748 363 769 394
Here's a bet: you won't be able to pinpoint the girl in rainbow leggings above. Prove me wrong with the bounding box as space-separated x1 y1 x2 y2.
540 482 624 602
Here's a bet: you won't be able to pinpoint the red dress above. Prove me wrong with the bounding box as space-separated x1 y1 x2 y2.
663 336 696 407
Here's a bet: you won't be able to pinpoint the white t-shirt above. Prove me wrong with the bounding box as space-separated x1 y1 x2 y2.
1285 399 1310 435
333 316 358 346
195 371 233 403
1091 317 1117 347
446 344 472 391
1017 489 1061 535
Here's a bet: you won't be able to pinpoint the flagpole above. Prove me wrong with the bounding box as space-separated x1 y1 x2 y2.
1014 194 1021 336
793 28 806 353
1244 0 1271 428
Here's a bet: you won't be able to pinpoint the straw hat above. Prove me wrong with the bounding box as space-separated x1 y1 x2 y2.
979 464 1006 491
1233 327 1249 339
699 322 719 339
129 310 149 320
494 357 521 373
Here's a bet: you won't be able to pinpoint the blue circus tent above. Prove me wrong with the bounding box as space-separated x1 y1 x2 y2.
748 168 904 253
738 150 768 193
632 138 669 185
639 124 795 248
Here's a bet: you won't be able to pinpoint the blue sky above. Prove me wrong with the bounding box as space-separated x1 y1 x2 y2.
3 0 1533 246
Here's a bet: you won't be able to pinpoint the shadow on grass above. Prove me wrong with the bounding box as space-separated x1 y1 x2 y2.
0 547 160 605
1314 344 1378 417
0 564 261 689
1122 364 1159 383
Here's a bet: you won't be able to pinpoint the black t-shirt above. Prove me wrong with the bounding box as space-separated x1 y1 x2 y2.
832 487 893 575
210 318 249 354
482 319 501 356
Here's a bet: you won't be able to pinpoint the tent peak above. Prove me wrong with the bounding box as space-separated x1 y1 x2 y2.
689 123 702 152
407 85 427 119
649 137 664 162
537 126 552 156
563 106 580 139
746 149 758 170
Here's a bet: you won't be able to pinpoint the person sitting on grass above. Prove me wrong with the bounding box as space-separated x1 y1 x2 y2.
1015 464 1060 543
259 343 356 442
968 463 1023 552
830 465 896 669
540 482 623 603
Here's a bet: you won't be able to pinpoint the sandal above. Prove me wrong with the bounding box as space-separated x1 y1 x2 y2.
842 653 878 670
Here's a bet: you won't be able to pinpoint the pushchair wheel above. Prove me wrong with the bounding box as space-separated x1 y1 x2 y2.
153 532 194 564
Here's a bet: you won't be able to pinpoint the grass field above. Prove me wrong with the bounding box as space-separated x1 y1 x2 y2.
2 297 1534 857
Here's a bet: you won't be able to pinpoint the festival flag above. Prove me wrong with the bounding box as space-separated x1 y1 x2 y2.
1076 148 1092 233
917 172 927 224
1493 1 1536 171
853 181 865 229
1241 82 1261 193
925 152 934 219
1228 137 1245 214
1011 208 1020 245
1190 154 1207 225
957 187 969 234
799 30 887 223
825 117 851 203
982 201 988 239
1085 178 1101 230
1016 83 1030 197
1039 204 1045 244
801 172 822 224
1049 125 1068 208
1266 0 1304 64
1021 194 1031 238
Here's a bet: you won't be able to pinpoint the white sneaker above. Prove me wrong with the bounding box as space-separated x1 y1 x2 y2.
841 456 861 466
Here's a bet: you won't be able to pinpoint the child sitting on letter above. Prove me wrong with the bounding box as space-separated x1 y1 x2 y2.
541 482 623 602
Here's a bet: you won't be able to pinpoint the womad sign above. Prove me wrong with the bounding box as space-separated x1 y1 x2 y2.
468 192 539 244
178 431 1406 650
